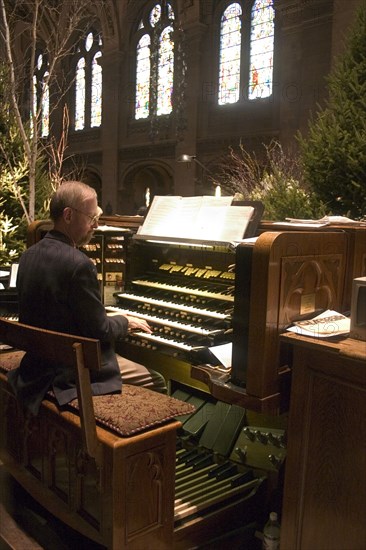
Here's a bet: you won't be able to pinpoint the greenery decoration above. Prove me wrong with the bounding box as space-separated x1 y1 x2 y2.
212 140 327 221
0 62 51 264
299 4 366 219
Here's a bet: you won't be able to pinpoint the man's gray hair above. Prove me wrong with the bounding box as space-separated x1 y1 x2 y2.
49 181 97 221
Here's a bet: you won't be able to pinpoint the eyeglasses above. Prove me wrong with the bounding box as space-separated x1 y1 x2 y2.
70 207 100 225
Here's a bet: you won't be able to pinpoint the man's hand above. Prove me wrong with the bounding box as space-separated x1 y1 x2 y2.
106 310 152 333
125 315 152 334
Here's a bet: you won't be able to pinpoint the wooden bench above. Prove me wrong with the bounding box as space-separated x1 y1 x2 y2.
0 318 194 549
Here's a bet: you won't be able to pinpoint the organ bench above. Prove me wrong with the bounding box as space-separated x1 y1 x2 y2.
0 318 194 549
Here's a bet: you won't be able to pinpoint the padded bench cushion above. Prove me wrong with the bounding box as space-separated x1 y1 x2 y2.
0 350 195 436
68 388 194 436
0 349 25 371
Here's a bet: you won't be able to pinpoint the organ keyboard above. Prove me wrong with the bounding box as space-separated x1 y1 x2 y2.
106 306 226 337
114 239 239 371
110 293 231 318
0 289 18 321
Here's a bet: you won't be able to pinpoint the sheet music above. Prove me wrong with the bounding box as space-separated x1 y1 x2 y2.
136 195 253 244
97 225 130 232
207 342 232 369
287 310 350 338
9 264 18 288
137 196 183 237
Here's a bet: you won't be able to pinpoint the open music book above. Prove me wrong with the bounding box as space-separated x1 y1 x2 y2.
287 310 350 338
135 195 255 244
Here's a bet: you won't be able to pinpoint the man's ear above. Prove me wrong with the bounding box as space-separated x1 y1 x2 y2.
63 207 73 224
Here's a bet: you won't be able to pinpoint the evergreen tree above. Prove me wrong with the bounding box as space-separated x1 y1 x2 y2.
299 5 366 219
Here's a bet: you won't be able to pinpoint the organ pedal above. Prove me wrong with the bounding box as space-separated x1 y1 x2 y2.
171 390 272 547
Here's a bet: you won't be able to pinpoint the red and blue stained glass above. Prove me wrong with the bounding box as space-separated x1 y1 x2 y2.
135 34 151 119
249 0 274 99
157 26 174 115
218 3 242 105
91 51 102 127
75 57 86 130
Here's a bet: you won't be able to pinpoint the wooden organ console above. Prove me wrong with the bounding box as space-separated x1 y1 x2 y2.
1 215 365 549
110 225 352 545
114 229 351 413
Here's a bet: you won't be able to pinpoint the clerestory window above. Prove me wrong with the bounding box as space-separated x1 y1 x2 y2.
33 52 49 138
135 2 175 120
218 0 274 105
74 30 102 131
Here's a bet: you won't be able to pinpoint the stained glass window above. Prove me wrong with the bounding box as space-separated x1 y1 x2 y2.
74 30 102 131
249 0 274 99
218 1 274 105
85 32 93 52
41 71 50 137
149 4 161 26
135 34 151 119
31 74 37 136
135 2 175 120
75 57 86 130
33 53 49 137
157 26 174 115
91 52 102 127
218 3 242 105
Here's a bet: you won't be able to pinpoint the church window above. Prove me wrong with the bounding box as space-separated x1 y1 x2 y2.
135 2 175 120
74 31 102 131
33 53 49 137
218 3 242 105
135 34 151 119
91 51 102 127
218 1 274 105
75 58 86 130
249 0 275 99
157 26 174 115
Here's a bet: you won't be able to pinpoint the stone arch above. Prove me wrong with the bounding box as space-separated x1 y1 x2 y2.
118 161 173 215
82 169 102 205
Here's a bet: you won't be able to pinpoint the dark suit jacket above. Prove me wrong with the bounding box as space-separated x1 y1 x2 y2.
8 230 126 414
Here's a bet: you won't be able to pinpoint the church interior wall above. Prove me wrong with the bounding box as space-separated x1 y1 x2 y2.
39 0 363 214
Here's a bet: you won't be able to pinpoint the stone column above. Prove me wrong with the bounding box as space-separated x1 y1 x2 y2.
174 3 207 196
100 50 122 213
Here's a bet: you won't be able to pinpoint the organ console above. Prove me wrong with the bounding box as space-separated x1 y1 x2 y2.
114 228 350 413
109 222 351 545
2 214 365 548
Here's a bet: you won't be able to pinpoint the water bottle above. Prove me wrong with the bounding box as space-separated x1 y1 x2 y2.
262 511 280 550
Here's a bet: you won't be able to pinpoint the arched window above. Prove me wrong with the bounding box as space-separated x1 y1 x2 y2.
157 25 175 115
91 51 102 127
134 2 175 120
74 30 102 131
135 34 151 119
249 0 275 99
218 3 242 105
33 53 49 137
218 0 274 105
75 58 86 131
